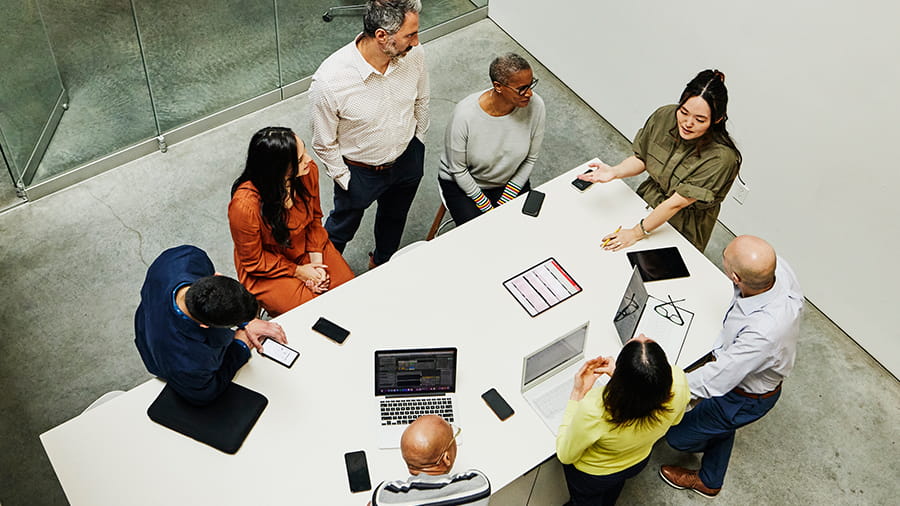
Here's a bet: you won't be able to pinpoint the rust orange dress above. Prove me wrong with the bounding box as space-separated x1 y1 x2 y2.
228 162 354 316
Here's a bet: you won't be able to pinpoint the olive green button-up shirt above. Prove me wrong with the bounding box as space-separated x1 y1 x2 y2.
633 104 739 251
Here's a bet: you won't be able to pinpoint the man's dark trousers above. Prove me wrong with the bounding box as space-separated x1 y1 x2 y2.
325 137 424 265
665 389 780 489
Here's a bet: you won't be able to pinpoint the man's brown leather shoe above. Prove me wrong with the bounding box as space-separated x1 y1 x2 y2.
659 465 721 498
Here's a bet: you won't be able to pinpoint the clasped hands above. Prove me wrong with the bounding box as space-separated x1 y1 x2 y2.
569 355 616 401
295 263 330 294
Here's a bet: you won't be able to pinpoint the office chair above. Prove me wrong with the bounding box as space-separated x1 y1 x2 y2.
82 390 125 414
426 185 454 240
323 2 365 22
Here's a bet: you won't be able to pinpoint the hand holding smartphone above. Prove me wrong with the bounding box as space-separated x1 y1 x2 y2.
571 169 594 192
260 337 299 368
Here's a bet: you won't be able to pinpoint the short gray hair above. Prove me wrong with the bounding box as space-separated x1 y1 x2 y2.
363 0 422 36
489 53 531 85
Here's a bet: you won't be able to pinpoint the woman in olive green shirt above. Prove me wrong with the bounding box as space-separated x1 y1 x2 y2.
580 69 741 251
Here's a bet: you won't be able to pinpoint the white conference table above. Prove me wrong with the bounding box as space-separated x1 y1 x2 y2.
41 160 733 505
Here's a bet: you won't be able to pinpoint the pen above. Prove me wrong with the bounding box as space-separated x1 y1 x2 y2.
602 226 622 248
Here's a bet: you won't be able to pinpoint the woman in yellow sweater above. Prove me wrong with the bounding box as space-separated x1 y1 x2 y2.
556 335 690 505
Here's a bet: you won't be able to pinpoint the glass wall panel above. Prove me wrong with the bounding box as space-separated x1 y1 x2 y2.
419 0 480 30
277 0 482 85
35 0 157 182
133 0 280 132
277 0 364 84
0 0 65 183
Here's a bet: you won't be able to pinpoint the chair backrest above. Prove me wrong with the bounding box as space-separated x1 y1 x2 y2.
82 390 125 414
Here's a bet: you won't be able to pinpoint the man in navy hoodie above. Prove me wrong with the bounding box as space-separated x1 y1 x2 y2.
135 245 287 405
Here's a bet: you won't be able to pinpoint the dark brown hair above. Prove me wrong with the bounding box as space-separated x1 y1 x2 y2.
602 340 674 428
231 127 311 248
676 69 742 166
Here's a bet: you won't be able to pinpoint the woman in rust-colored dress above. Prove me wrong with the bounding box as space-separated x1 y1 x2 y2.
228 127 354 316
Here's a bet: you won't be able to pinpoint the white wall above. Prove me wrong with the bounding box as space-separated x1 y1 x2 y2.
490 0 900 377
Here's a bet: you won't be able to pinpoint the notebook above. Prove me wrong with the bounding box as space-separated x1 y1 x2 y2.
521 322 589 435
374 347 459 449
614 266 693 363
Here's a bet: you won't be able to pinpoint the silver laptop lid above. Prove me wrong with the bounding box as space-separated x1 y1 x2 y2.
374 348 457 396
613 266 649 344
521 322 589 391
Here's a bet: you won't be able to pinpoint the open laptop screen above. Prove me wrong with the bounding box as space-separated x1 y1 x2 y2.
523 323 588 387
374 348 457 396
613 267 649 344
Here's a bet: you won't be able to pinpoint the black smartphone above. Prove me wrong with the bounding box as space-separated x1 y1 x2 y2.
481 388 515 421
312 317 350 344
260 337 299 368
344 450 372 493
571 169 594 192
521 190 545 217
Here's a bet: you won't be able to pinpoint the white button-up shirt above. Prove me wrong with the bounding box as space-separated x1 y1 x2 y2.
688 256 804 398
309 34 430 189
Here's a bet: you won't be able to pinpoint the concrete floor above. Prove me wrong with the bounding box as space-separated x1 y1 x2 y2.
0 19 898 506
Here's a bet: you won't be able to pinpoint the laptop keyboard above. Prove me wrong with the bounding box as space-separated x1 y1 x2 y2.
380 397 454 426
534 380 573 418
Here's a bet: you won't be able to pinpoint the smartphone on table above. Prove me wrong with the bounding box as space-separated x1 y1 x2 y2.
521 190 545 217
481 388 515 421
344 450 372 493
312 317 350 344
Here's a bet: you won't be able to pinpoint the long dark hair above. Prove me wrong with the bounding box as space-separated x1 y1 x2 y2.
676 69 742 166
602 340 674 428
231 127 311 247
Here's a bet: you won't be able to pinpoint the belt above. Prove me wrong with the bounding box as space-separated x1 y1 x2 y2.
343 157 394 171
732 382 782 400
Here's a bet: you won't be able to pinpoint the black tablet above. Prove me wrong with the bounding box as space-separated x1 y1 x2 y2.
627 247 690 281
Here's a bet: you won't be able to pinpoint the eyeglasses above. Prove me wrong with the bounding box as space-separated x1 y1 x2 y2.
654 295 686 327
425 425 462 468
614 293 640 322
501 78 539 96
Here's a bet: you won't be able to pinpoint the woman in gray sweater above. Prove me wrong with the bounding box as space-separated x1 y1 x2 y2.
438 53 546 225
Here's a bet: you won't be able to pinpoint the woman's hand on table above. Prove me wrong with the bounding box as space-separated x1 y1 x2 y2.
579 161 618 183
601 226 643 252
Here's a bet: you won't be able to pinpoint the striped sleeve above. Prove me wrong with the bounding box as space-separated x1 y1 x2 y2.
496 181 522 205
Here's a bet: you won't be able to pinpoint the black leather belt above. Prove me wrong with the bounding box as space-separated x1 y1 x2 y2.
343 157 394 171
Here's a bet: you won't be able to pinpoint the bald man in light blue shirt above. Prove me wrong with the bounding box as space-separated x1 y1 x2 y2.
660 235 803 498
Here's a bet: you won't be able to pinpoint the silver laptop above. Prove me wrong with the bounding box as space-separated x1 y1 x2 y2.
614 266 692 363
521 322 589 435
374 348 458 449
